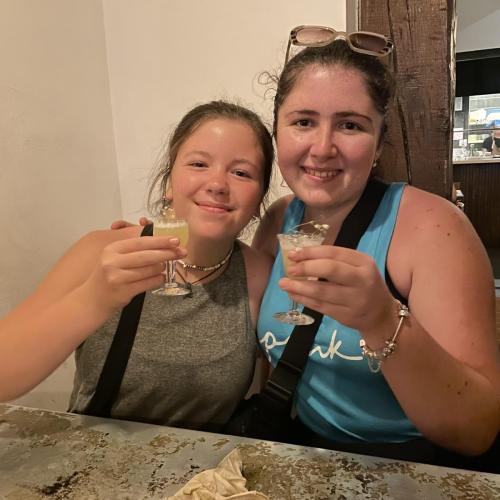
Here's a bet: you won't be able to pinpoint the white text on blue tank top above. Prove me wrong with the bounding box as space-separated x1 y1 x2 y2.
259 329 363 362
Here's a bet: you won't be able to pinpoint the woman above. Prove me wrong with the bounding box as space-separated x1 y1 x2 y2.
254 28 499 460
0 101 274 431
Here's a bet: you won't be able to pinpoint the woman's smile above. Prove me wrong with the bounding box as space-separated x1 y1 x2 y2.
302 166 342 181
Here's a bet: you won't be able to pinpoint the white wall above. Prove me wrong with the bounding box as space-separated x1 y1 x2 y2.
1 0 121 410
102 0 345 219
456 0 500 53
2 0 346 411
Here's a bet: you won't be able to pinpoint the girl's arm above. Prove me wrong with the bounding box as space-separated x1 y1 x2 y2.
0 227 184 401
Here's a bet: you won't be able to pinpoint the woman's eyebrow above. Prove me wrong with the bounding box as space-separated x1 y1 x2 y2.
284 109 373 123
284 109 318 118
335 111 373 123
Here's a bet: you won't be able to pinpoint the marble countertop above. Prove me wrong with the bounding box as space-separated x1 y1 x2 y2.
453 156 500 165
1 404 499 499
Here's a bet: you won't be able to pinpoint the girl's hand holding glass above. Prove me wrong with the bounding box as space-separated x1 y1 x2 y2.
84 234 185 314
152 206 190 296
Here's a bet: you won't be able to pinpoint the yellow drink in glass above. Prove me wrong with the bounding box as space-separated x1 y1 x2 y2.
152 209 190 296
153 221 189 247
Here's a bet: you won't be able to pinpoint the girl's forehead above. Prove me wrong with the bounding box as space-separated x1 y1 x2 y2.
176 118 264 162
188 117 257 141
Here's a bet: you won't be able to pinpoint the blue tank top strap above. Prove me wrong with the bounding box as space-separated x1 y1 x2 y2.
282 183 406 258
281 197 305 233
358 182 405 275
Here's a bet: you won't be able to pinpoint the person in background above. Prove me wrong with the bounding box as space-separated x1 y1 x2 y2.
481 123 500 154
492 123 500 156
253 27 499 465
0 101 274 432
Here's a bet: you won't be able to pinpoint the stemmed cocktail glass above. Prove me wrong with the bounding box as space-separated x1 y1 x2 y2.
273 224 327 325
152 206 190 296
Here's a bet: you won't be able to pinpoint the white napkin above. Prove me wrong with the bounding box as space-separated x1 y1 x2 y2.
168 448 268 500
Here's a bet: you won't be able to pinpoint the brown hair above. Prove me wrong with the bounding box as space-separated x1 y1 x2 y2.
148 100 274 214
272 39 395 144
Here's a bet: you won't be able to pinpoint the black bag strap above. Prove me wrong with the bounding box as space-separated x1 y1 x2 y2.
85 223 153 417
263 178 389 407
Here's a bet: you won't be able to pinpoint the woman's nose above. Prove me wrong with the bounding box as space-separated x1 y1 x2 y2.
310 126 337 160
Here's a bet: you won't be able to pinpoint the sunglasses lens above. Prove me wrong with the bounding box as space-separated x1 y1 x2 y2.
349 33 388 53
295 27 333 44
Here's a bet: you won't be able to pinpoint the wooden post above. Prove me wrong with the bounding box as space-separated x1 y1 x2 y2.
358 0 456 199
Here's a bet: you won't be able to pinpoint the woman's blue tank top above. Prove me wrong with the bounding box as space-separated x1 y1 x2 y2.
257 183 421 443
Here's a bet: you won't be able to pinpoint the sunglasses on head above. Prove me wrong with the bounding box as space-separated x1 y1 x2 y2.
284 25 394 65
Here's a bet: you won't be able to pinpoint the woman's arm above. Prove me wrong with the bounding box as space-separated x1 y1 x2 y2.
0 227 184 401
252 195 293 258
239 241 274 391
239 241 273 330
280 187 499 455
382 187 500 454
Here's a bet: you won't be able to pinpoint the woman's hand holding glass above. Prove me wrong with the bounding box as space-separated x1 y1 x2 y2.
273 230 326 325
82 234 186 314
278 245 397 338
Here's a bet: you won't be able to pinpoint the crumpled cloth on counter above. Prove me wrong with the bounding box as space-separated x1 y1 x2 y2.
167 448 269 499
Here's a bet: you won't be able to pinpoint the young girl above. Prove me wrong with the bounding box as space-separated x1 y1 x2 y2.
0 101 274 431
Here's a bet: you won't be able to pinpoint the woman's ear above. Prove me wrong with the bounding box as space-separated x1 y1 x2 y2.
373 144 383 167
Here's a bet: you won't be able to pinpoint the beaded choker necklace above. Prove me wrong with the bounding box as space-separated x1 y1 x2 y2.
178 246 233 272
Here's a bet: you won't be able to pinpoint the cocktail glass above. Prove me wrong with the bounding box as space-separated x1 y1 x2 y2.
152 207 190 296
273 231 325 325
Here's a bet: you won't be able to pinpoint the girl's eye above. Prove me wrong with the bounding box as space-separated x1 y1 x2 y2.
340 121 362 131
233 169 251 178
190 161 207 168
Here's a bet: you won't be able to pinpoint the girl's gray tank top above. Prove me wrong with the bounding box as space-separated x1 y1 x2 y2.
68 244 256 431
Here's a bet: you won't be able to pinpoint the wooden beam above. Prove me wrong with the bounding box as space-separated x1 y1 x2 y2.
358 0 456 198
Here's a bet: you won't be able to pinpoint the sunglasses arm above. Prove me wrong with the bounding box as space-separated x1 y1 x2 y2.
284 38 292 66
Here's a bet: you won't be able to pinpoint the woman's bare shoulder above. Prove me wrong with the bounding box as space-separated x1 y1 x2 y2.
389 185 491 298
253 194 294 257
398 185 478 240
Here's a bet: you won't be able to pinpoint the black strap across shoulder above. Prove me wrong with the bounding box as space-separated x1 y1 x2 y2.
84 224 153 417
261 178 389 410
